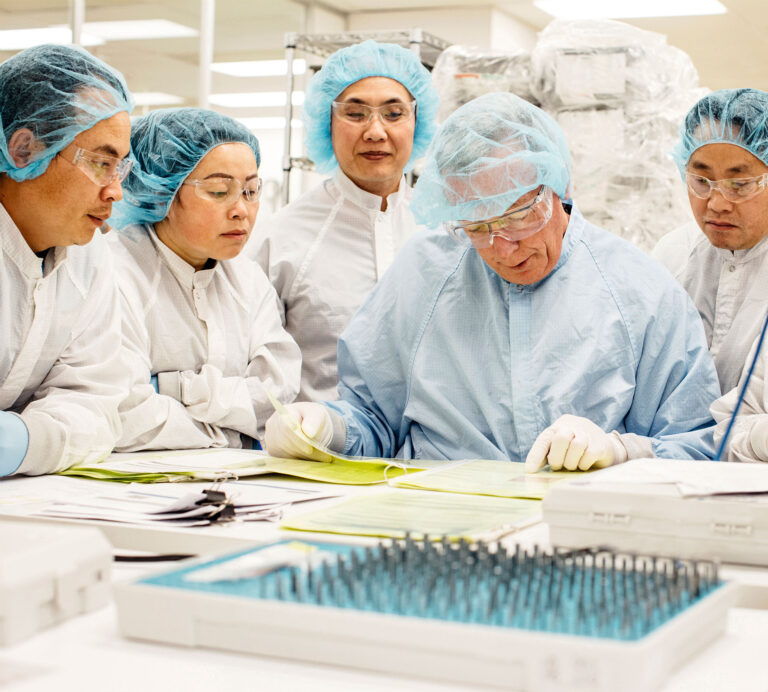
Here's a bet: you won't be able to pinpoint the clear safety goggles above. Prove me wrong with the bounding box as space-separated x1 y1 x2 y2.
685 171 768 203
331 100 416 126
62 147 133 187
444 187 553 249
183 177 263 205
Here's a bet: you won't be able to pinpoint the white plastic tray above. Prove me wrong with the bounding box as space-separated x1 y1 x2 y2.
114 542 738 692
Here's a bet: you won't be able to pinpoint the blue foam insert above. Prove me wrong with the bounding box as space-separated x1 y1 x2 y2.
139 539 722 641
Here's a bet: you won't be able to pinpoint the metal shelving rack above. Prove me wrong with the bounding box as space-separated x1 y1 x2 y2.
281 28 452 205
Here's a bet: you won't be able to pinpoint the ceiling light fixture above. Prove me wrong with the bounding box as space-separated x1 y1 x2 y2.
212 59 307 77
132 92 185 107
209 92 305 108
237 117 304 130
0 27 103 50
82 20 198 41
0 20 197 52
534 0 727 19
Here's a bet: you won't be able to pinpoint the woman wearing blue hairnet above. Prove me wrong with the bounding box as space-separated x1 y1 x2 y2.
109 108 301 451
250 40 439 402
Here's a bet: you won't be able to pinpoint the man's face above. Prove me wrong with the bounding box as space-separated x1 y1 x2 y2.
9 111 131 253
687 143 768 251
475 188 569 285
331 76 415 198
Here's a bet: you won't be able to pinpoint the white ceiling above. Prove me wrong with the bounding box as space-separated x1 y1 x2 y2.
0 0 766 110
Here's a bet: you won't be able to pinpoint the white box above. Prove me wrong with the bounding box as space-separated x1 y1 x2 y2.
0 519 112 645
543 461 768 566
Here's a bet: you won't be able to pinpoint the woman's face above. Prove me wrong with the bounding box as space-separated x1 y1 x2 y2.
156 142 260 269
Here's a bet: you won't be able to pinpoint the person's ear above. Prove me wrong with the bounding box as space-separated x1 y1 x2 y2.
7 128 42 167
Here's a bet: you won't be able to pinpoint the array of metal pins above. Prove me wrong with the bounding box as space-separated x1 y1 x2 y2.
256 537 721 641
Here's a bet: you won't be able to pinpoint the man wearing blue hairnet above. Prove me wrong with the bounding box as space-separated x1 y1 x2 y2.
250 40 439 402
654 89 768 394
264 92 720 470
0 44 132 477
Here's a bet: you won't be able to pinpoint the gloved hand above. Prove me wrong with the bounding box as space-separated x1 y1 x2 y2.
748 417 768 461
265 402 334 460
0 411 30 477
525 414 628 473
150 374 159 393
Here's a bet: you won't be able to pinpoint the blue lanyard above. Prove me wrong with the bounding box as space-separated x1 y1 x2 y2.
715 307 768 460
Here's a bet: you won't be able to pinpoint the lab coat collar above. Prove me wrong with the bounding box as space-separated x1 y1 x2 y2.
332 167 407 213
0 201 69 279
147 224 219 289
715 230 768 264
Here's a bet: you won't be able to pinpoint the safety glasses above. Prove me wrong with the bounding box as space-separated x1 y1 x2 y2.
62 147 132 187
183 177 263 205
444 187 554 249
685 171 768 203
331 100 416 126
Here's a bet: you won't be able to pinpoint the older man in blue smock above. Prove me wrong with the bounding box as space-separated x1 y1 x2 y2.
265 92 720 472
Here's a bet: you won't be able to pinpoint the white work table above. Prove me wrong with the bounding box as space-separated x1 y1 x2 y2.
2 475 768 692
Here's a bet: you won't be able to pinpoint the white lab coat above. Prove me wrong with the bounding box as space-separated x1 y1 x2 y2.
111 225 301 451
712 336 768 462
652 221 768 393
0 203 125 475
250 168 420 402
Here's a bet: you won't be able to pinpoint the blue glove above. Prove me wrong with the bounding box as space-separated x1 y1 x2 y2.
150 374 159 393
0 411 29 477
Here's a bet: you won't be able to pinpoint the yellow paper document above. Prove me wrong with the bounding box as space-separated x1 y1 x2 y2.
263 457 415 485
388 459 573 499
60 449 426 486
60 448 270 483
281 490 541 540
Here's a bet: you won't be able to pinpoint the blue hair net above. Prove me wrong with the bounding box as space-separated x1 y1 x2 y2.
303 39 439 174
411 92 572 227
111 108 261 228
671 88 768 175
0 44 132 182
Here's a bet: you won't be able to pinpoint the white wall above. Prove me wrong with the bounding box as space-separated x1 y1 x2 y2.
347 7 536 51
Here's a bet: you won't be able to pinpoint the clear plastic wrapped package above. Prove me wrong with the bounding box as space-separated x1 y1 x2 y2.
431 44 536 122
530 19 705 250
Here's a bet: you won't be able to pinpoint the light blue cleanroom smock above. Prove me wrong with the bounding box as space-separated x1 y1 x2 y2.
326 207 720 462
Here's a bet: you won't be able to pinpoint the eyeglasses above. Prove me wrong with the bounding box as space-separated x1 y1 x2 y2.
61 147 132 187
444 187 553 249
685 171 768 203
183 177 263 205
331 100 416 126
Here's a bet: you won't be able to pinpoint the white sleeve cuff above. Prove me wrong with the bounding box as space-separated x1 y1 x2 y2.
748 417 768 461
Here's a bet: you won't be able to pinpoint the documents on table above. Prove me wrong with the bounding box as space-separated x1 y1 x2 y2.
564 458 768 497
2 477 339 528
281 490 542 540
263 389 443 471
388 459 574 499
59 448 430 486
59 448 270 483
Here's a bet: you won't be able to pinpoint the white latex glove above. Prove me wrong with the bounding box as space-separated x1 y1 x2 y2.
748 418 768 462
264 402 334 460
525 414 628 473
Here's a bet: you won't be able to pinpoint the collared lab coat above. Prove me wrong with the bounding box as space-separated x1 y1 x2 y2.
251 168 420 402
653 222 768 394
110 225 301 451
326 207 720 462
0 203 125 475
